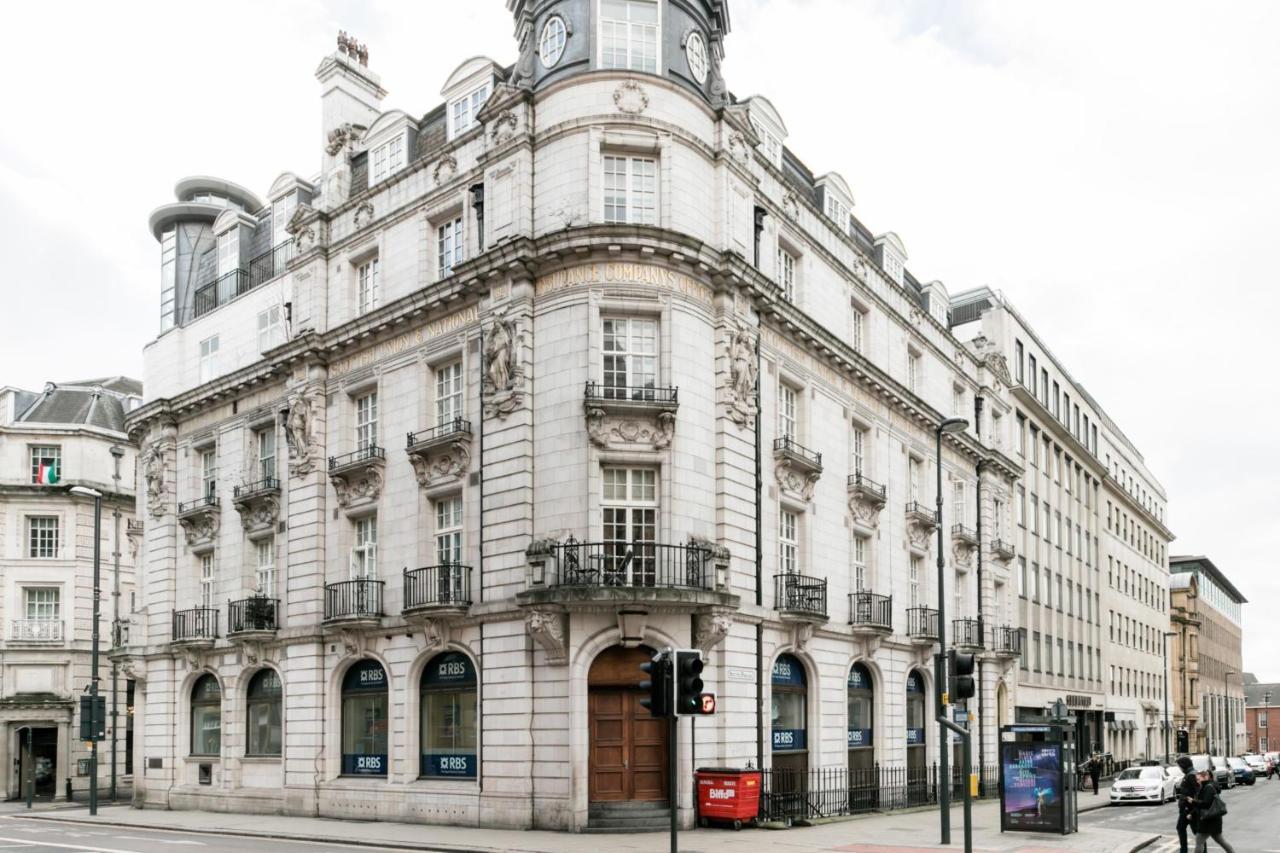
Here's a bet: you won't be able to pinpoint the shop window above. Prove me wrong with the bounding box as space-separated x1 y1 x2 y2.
420 652 478 778
190 674 222 756
341 660 388 776
245 669 282 756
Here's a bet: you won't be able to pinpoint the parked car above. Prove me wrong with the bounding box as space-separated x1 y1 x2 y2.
1165 764 1186 785
1227 756 1255 785
1210 756 1235 788
1186 754 1213 777
1243 754 1269 774
1110 766 1178 804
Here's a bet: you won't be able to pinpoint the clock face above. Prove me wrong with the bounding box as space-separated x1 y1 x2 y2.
686 30 709 85
539 16 567 69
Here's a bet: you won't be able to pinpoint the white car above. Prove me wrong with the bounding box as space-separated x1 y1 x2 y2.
1244 754 1269 774
1110 766 1177 804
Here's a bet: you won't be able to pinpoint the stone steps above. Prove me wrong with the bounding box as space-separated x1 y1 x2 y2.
586 800 671 832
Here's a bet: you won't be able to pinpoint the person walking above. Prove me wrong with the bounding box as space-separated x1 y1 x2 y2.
1088 754 1100 795
1175 756 1200 853
1191 769 1236 853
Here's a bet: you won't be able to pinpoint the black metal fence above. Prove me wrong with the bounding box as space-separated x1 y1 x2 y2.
541 538 710 589
228 597 279 633
775 573 828 618
324 579 384 621
193 269 250 319
992 625 1024 656
847 472 887 498
584 381 678 404
952 617 984 649
849 591 892 630
404 564 472 609
773 436 822 467
248 239 293 288
177 494 218 515
172 607 219 641
329 445 385 470
233 478 279 498
759 763 1001 823
907 606 939 639
407 418 472 447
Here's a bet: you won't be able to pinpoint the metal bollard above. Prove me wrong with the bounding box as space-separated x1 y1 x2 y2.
66 776 73 802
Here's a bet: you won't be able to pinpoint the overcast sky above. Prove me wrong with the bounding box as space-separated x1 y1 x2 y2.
2 1 1276 677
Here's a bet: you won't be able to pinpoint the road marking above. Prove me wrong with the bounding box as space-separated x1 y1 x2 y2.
0 836 148 853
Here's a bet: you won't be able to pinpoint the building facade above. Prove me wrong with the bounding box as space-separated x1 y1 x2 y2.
0 378 141 800
949 289 1174 765
1169 572 1203 754
1244 678 1278 754
1170 556 1245 756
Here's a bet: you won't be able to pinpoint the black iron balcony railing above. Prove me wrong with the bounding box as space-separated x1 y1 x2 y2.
846 473 887 498
952 617 984 649
324 579 384 621
952 524 977 541
193 269 250 319
233 478 280 498
849 591 892 631
775 573 828 619
991 538 1015 557
228 597 279 634
404 564 473 610
993 625 1024 656
407 418 472 448
543 538 710 589
905 502 939 523
906 606 939 640
584 381 679 405
329 445 385 471
248 239 294 288
178 494 219 515
172 607 219 642
126 519 144 534
774 436 822 467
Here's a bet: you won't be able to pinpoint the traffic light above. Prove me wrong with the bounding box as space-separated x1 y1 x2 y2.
674 649 709 715
947 649 976 702
640 650 672 718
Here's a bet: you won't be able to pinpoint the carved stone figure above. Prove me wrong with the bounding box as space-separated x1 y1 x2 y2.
510 34 536 89
486 318 514 392
433 153 458 186
849 493 882 527
179 511 219 547
489 110 519 146
694 611 733 653
726 327 759 427
408 441 471 489
285 389 320 477
775 462 820 502
325 122 366 157
143 443 167 519
525 609 567 665
353 201 374 229
331 467 384 509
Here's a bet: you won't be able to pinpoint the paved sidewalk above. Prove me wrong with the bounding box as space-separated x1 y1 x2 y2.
17 800 1160 853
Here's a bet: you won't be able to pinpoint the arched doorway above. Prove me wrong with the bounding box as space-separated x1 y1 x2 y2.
847 662 875 810
771 653 809 773
588 645 668 803
906 669 928 805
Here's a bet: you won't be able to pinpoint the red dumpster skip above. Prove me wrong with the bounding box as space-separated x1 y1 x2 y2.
696 767 761 830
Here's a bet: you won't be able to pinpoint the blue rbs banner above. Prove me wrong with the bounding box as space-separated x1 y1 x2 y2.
847 728 873 748
772 728 806 751
907 727 926 746
421 753 476 777
343 753 388 775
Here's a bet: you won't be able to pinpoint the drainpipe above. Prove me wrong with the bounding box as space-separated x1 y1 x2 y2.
478 328 486 604
470 184 486 253
973 398 986 787
754 331 764 770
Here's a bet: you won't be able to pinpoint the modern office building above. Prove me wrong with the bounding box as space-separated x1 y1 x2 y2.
0 378 142 800
949 289 1174 764
1169 555 1246 756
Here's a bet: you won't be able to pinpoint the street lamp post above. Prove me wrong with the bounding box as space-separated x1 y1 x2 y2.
1263 691 1272 753
69 485 103 816
1162 632 1176 763
934 417 969 846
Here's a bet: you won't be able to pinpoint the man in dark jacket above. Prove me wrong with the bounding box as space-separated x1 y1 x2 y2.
1087 754 1099 794
1175 756 1199 853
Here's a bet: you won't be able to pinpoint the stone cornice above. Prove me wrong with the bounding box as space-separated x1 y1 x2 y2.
1104 471 1175 542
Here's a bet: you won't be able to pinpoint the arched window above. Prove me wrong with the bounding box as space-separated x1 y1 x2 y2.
190 674 222 756
420 651 477 778
771 654 807 751
906 670 926 748
341 660 388 776
847 663 874 758
245 669 282 757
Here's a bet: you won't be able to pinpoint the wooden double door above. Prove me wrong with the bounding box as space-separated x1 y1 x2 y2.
588 646 669 802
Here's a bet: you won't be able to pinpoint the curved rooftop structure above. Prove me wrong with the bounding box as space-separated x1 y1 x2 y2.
174 175 266 211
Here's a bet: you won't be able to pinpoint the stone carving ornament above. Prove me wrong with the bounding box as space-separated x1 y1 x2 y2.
409 442 471 488
331 467 384 508
726 326 759 428
613 80 650 115
848 492 882 527
433 153 458 186
585 409 676 450
953 542 974 569
694 611 733 653
237 496 280 532
353 201 374 229
775 462 821 502
143 442 168 519
483 314 526 418
525 609 567 665
285 388 321 477
782 192 800 221
179 512 219 547
285 205 318 253
489 110 519 146
727 131 750 165
325 122 366 157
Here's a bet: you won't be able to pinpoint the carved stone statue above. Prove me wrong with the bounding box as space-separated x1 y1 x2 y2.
143 443 167 519
325 122 366 157
486 318 515 393
285 389 320 477
726 326 760 427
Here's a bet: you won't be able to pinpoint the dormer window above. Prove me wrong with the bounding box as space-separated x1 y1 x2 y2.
371 136 406 183
448 83 491 140
600 0 659 73
217 230 239 277
750 117 781 166
824 196 849 231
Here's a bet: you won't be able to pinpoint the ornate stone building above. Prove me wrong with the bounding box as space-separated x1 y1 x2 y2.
123 0 1033 831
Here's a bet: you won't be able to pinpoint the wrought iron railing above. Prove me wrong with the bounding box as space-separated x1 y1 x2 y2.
906 606 939 640
126 519 145 534
775 573 828 618
248 239 294 288
758 764 1001 822
329 445 385 470
234 478 280 498
178 494 219 514
324 579 384 621
952 524 977 540
193 269 250 319
905 501 938 522
172 607 219 641
847 472 887 498
540 538 710 589
583 381 678 404
10 619 63 643
849 592 892 630
993 625 1024 656
991 538 1015 555
407 418 472 447
773 436 822 467
952 617 984 649
404 564 472 610
228 597 279 633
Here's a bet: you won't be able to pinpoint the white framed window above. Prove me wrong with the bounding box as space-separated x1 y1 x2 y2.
600 0 658 73
256 429 276 482
272 194 297 248
199 449 216 499
952 482 965 526
370 135 406 184
776 246 796 301
824 195 849 229
777 384 797 441
778 509 798 574
749 117 782 166
539 15 568 68
993 497 1005 540
851 307 865 353
448 83 492 139
853 535 867 592
603 155 657 225
435 361 464 426
217 229 239 277
602 467 657 544
257 305 284 352
907 349 921 392
24 587 60 621
909 458 922 502
30 446 61 485
851 427 867 477
198 335 220 384
351 517 378 579
200 553 215 608
909 555 922 608
357 258 380 314
435 497 464 565
602 317 657 397
1016 486 1026 527
355 392 378 451
27 517 59 559
437 217 464 279
256 539 276 597
953 385 965 416
160 227 176 333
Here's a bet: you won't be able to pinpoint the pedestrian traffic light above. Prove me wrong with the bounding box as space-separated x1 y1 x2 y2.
640 650 672 717
947 649 976 702
674 649 707 715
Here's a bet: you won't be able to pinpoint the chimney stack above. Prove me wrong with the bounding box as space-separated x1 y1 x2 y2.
315 31 386 208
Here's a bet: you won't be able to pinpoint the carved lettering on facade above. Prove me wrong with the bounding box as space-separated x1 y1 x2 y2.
535 263 713 305
329 306 479 377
